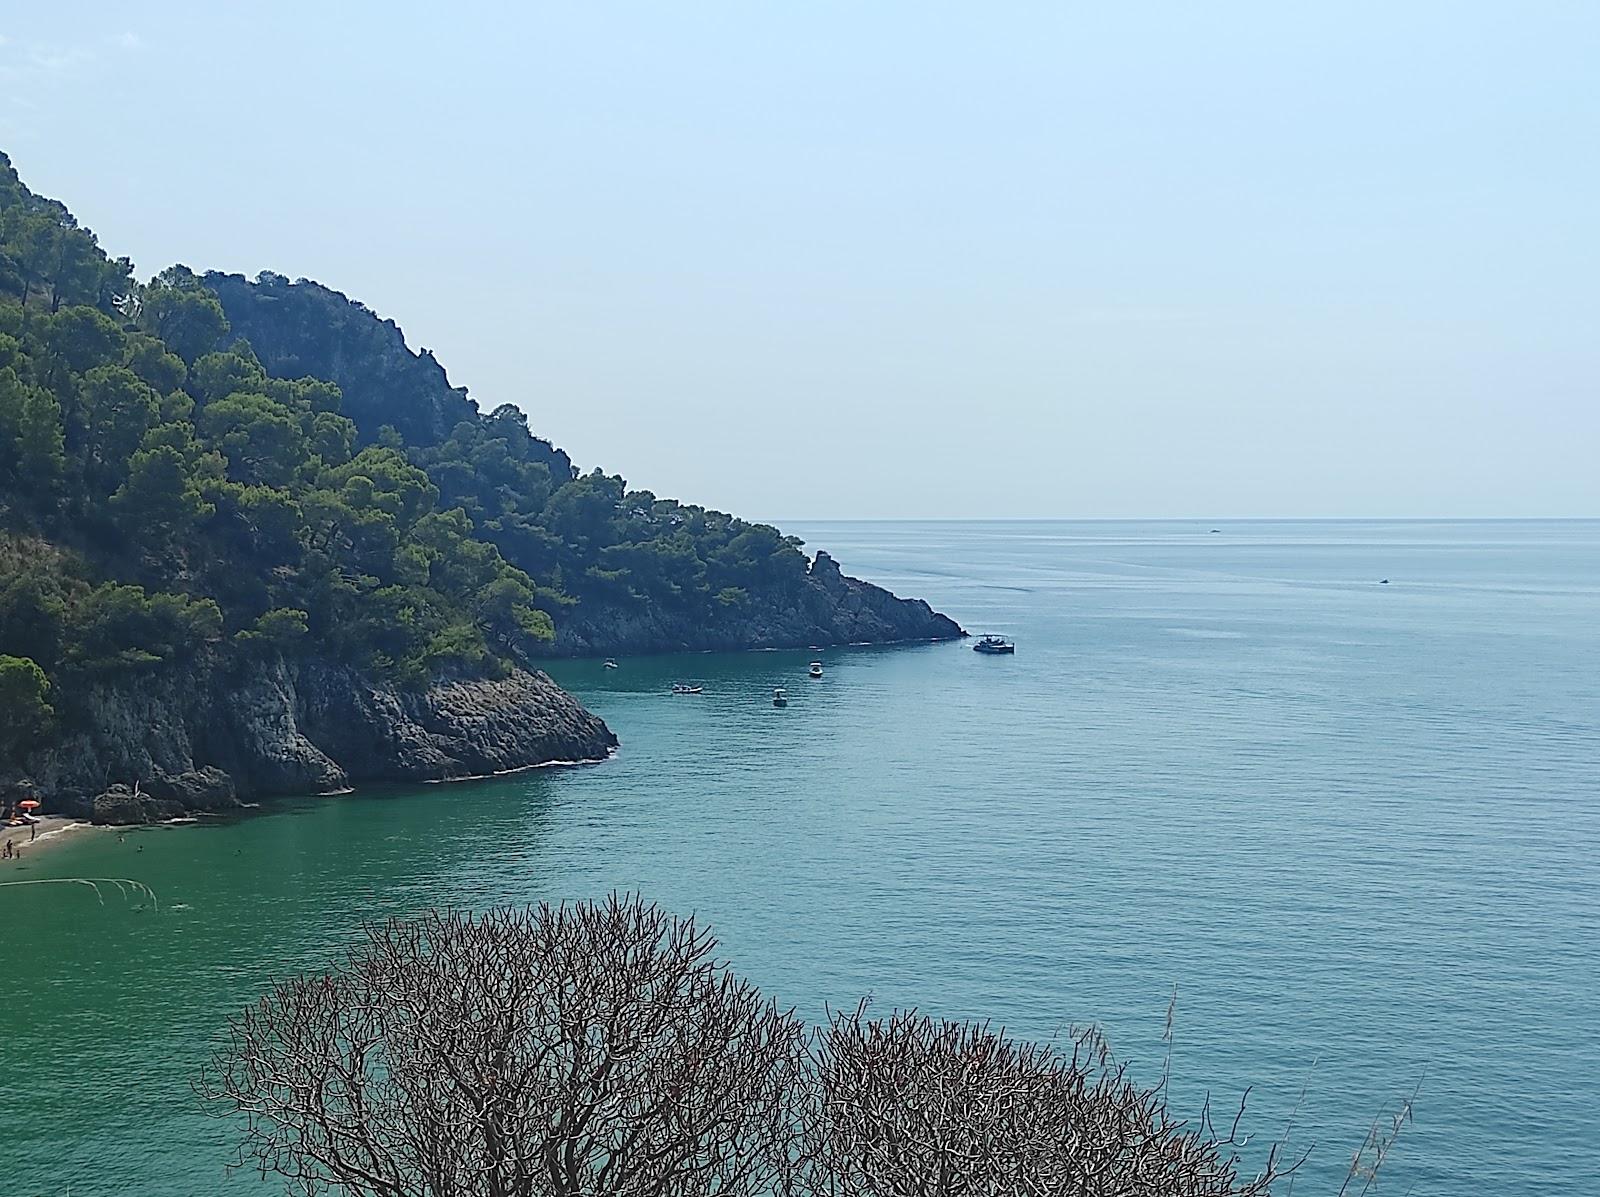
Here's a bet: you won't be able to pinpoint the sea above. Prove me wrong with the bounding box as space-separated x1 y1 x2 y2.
2 520 1597 1195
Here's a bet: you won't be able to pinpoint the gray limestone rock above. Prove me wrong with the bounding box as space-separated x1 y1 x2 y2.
4 656 616 824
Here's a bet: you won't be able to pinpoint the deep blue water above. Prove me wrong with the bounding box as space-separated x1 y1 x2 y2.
5 520 1598 1194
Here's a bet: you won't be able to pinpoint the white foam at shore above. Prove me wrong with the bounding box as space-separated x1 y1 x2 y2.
3 819 94 851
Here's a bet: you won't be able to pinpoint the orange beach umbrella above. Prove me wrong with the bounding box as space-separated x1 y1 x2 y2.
17 799 40 810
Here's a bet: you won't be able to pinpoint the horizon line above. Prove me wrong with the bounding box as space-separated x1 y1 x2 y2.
762 515 1600 524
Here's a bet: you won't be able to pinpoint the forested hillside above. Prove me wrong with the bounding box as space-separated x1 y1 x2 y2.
0 153 956 814
0 155 567 727
208 272 959 655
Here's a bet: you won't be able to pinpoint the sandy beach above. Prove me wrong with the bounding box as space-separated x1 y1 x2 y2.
1 816 97 865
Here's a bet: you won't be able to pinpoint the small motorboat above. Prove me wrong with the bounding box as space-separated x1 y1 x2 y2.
808 661 824 678
1379 579 1390 585
603 658 618 669
972 635 1015 655
772 687 788 708
671 683 703 694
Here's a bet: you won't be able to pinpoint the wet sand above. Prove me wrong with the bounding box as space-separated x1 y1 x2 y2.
1 816 97 865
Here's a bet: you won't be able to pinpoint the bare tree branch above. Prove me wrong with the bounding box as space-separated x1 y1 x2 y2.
201 894 806 1197
790 1004 1281 1197
203 898 1410 1197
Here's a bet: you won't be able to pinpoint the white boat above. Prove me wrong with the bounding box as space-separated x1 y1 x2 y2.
671 683 703 694
972 635 1015 655
808 661 823 678
772 687 788 708
603 658 618 669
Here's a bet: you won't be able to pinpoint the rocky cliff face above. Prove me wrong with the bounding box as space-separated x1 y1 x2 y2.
545 551 963 656
5 656 616 824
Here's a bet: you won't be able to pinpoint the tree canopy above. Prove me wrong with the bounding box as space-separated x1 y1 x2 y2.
0 151 828 750
210 269 816 638
0 154 565 714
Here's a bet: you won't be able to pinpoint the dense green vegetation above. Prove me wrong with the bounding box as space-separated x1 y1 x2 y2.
0 153 813 740
209 270 813 632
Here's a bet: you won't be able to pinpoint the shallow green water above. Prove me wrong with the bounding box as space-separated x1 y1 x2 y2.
3 520 1598 1194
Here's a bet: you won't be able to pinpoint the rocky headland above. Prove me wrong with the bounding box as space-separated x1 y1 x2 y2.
6 658 616 825
207 272 966 659
547 550 961 655
0 161 960 826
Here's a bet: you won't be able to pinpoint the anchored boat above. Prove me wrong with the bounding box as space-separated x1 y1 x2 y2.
972 635 1015 655
808 661 824 678
772 687 788 708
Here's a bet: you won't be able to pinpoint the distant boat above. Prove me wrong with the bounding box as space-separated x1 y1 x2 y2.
1380 579 1390 585
973 635 1015 655
1209 528 1222 534
808 661 824 678
671 683 703 694
772 687 788 708
603 659 618 669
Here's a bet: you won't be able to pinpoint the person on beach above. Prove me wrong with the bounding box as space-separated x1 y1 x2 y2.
3 839 11 859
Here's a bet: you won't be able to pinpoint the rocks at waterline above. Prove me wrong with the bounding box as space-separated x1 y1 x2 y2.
547 551 964 656
3 656 617 825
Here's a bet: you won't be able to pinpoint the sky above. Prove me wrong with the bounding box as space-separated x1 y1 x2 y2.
2 3 1596 519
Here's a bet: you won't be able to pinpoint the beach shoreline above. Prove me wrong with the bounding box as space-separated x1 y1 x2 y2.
1 816 98 866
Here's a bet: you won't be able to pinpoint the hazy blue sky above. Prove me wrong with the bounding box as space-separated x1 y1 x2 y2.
3 3 1595 518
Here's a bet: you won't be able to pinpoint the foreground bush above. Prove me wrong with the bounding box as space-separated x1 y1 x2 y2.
204 895 1284 1196
802 1008 1274 1196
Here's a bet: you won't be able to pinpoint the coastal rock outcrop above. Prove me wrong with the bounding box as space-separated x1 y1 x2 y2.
292 664 620 781
0 158 947 833
6 656 617 824
545 551 963 656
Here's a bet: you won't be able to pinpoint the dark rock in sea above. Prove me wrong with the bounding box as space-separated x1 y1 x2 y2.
92 784 185 826
6 656 616 825
144 766 237 809
292 664 620 782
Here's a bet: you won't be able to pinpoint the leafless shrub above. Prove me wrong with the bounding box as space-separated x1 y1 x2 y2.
205 897 1403 1197
201 894 807 1197
791 1004 1281 1197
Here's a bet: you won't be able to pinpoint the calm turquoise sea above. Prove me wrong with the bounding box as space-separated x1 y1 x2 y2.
3 520 1598 1195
